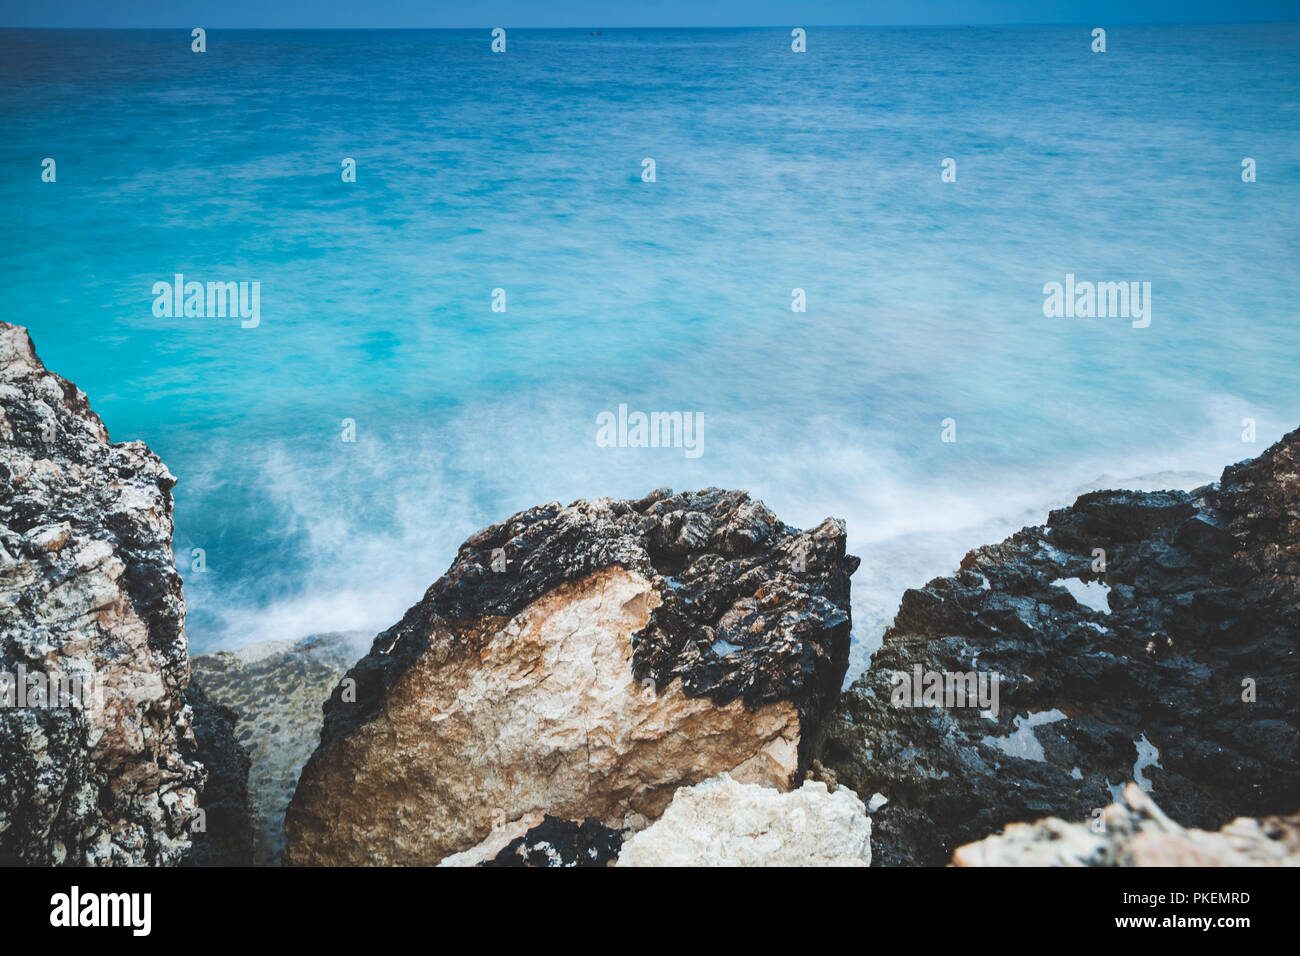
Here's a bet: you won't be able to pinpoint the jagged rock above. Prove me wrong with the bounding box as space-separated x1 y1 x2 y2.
191 632 365 865
822 429 1300 865
285 489 857 865
953 783 1300 866
614 773 872 866
0 322 243 865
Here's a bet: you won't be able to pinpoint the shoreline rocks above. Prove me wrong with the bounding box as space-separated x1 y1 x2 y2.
953 783 1300 866
5 318 1296 868
0 322 245 865
822 429 1300 866
191 632 366 865
285 489 858 865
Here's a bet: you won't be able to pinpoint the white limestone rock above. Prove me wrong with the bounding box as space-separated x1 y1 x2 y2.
616 773 872 867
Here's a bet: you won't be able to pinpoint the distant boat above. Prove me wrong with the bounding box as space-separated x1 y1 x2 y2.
589 30 602 36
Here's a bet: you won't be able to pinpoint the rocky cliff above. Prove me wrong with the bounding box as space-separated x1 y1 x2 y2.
0 322 246 865
822 429 1300 865
285 489 858 865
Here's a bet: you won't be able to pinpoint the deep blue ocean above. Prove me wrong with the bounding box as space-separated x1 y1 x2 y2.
2 26 1298 677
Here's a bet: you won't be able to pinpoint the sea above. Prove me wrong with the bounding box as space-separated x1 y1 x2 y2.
2 25 1297 681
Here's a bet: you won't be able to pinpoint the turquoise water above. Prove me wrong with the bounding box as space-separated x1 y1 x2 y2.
3 26 1298 671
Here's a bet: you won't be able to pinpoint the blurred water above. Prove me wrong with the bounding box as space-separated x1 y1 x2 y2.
2 26 1297 674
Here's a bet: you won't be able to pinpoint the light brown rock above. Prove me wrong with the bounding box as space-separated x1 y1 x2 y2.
286 567 801 865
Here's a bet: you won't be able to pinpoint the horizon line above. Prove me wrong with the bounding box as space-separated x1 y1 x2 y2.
3 21 1298 30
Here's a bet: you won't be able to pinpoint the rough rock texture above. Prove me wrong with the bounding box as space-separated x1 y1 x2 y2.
438 812 626 868
482 816 625 867
0 322 242 865
953 782 1300 866
181 683 253 866
615 773 872 867
822 428 1300 866
286 489 857 865
191 632 364 865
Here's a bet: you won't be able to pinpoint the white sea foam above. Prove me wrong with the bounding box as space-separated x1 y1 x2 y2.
180 389 1280 674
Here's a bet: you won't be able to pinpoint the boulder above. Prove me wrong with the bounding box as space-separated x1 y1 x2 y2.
285 489 857 865
0 322 244 865
822 428 1300 865
615 773 872 867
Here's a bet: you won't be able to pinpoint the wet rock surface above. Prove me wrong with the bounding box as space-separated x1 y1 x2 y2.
953 783 1300 866
0 323 241 865
822 429 1300 865
285 489 857 865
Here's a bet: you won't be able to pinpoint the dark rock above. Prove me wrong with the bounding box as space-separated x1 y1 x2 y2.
822 429 1300 866
481 816 624 867
181 682 253 866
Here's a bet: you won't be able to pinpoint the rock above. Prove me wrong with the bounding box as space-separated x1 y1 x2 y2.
285 489 858 865
191 632 366 865
438 812 628 868
953 783 1300 866
0 322 243 865
821 429 1300 865
481 816 624 868
437 813 625 868
181 683 253 866
615 773 872 867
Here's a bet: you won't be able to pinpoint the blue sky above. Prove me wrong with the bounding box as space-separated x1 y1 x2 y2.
1 0 1296 28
